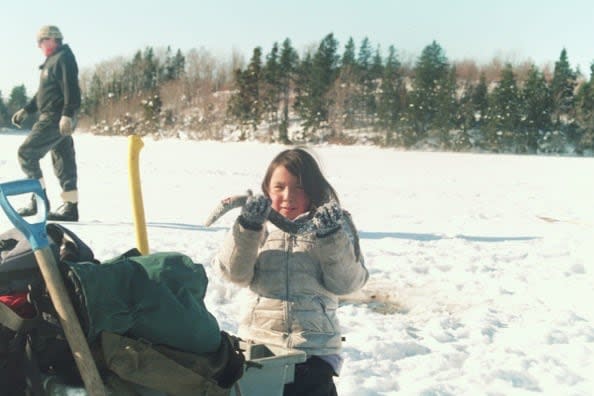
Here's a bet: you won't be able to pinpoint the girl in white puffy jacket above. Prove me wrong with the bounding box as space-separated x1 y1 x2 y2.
214 147 368 396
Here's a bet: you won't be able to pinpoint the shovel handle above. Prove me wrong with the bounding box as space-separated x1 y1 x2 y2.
0 179 108 396
0 179 47 249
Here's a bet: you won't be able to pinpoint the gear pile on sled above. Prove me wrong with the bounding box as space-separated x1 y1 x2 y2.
1 177 305 396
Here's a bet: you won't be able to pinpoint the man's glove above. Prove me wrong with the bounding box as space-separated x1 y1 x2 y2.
239 193 271 230
312 201 343 237
59 116 74 136
11 108 28 128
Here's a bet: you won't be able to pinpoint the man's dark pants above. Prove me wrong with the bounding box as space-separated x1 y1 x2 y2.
17 113 77 192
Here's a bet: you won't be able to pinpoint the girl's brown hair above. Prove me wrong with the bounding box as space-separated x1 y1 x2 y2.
261 147 339 210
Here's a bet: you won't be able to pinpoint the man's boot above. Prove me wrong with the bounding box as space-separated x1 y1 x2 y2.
48 190 79 222
47 202 78 222
18 191 50 217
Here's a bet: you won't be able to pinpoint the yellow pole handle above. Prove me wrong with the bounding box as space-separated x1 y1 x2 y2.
128 135 149 255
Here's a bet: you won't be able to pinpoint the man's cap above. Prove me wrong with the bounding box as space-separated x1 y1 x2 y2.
36 25 63 42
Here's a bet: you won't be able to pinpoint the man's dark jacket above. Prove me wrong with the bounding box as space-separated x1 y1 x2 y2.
24 44 81 118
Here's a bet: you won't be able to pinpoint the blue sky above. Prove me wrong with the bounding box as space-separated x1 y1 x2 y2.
2 0 594 98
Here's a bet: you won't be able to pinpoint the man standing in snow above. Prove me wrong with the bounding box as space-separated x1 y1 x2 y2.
11 25 81 221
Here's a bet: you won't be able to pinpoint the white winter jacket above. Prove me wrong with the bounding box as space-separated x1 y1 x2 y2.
214 212 368 357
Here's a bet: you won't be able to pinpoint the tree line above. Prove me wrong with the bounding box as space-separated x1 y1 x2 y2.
1 33 593 155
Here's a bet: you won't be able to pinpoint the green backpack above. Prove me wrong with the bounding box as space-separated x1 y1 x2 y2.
64 249 222 355
63 249 245 394
98 331 243 396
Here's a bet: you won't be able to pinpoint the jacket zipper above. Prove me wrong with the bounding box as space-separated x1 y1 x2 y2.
285 233 295 348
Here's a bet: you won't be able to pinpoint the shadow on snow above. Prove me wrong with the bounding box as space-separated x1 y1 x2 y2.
68 222 541 243
359 230 540 243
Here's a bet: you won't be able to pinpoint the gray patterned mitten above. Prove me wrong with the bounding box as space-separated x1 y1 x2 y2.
312 201 343 237
239 194 271 230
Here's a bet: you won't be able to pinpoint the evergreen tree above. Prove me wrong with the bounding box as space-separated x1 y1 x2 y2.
356 37 374 126
294 33 340 131
521 65 552 152
161 47 186 81
370 46 384 81
172 49 186 80
377 45 405 145
551 48 577 127
575 63 594 152
121 47 160 95
83 73 104 121
439 65 459 146
368 46 384 125
356 37 372 74
7 85 28 113
336 37 357 131
409 40 451 139
278 38 299 143
487 63 521 150
161 46 175 81
227 47 263 133
122 51 143 95
7 85 31 128
294 51 311 132
472 73 489 127
107 76 123 101
453 73 488 149
0 91 9 127
142 47 160 90
341 37 356 69
457 74 488 131
262 42 281 126
456 82 476 132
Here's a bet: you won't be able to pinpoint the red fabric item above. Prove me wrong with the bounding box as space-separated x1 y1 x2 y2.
0 292 36 319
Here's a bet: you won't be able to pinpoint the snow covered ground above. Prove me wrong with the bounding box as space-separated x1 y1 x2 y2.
1 130 593 395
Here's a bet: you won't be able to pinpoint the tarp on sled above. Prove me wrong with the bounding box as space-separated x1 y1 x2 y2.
65 250 221 355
